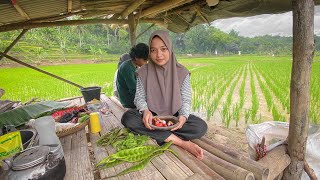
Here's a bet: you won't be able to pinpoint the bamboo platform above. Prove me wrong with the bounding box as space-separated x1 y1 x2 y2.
59 94 290 180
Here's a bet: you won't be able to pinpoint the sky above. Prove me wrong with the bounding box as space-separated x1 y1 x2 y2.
211 6 320 37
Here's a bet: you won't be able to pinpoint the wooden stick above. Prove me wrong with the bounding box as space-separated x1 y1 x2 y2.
136 23 155 39
0 18 164 32
169 145 224 180
0 52 83 88
110 13 121 20
195 5 210 26
0 19 128 32
31 11 85 23
68 0 73 13
202 150 255 180
0 29 29 61
13 3 30 20
304 160 318 180
121 0 146 18
258 145 291 180
138 0 186 18
194 137 269 180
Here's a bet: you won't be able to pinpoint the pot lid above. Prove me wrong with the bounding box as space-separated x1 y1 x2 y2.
12 146 50 171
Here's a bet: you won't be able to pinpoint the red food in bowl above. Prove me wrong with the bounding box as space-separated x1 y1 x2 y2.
150 116 179 130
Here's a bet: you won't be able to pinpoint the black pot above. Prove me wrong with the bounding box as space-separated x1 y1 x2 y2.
80 86 101 103
7 145 66 180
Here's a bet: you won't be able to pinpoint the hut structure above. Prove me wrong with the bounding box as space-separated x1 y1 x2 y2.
0 0 319 179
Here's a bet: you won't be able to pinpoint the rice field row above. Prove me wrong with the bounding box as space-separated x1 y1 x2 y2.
1 56 319 126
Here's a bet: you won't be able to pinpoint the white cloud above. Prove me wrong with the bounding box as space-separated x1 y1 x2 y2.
211 6 320 37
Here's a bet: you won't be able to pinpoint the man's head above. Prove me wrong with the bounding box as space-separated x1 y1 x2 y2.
130 43 149 67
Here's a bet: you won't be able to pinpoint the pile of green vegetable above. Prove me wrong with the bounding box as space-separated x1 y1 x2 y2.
96 127 176 178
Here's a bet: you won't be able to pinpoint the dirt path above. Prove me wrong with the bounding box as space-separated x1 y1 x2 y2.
238 64 252 128
251 64 273 122
208 66 242 125
253 65 289 120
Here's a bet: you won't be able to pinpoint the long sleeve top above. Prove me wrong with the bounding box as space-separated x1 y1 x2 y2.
134 74 191 118
116 60 137 108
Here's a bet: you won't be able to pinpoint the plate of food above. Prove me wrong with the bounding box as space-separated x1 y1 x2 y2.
150 116 179 130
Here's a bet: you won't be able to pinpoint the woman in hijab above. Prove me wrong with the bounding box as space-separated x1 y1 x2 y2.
121 30 207 160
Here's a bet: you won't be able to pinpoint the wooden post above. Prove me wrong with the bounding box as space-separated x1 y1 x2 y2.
128 13 136 47
258 145 291 180
283 0 315 179
0 29 28 61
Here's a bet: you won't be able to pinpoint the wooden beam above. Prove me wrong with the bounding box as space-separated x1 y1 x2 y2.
13 3 30 20
139 18 165 25
138 0 186 18
0 52 83 88
165 1 207 16
0 29 29 61
175 12 191 25
31 11 84 23
206 0 220 7
68 0 73 13
195 5 211 26
121 0 146 19
283 0 315 179
0 19 128 32
128 13 136 46
110 13 121 20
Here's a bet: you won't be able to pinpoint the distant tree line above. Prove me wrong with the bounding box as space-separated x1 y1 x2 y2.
0 23 319 59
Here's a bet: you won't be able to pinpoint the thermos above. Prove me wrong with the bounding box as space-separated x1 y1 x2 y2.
89 112 101 133
33 116 63 155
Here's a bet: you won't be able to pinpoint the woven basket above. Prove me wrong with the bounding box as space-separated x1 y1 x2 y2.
56 120 89 138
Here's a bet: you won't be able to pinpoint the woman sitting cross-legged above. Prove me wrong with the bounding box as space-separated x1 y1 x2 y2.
121 30 207 160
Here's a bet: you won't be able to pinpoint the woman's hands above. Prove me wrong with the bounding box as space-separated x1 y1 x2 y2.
171 115 186 131
142 109 154 130
143 110 187 131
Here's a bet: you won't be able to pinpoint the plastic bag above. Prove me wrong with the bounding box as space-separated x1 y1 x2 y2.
246 121 289 160
246 122 320 179
0 131 23 161
302 126 320 179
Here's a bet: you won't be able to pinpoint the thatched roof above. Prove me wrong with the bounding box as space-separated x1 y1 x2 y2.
0 0 320 33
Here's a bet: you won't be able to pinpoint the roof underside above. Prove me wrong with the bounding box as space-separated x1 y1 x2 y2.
0 0 320 33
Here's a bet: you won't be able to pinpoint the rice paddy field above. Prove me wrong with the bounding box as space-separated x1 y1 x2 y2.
1 55 319 126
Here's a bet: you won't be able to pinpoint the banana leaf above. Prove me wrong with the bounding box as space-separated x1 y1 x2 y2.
0 101 70 129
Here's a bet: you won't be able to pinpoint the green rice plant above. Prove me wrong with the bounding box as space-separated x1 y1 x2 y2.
232 103 240 127
225 111 232 128
253 65 273 111
0 63 116 102
206 103 214 121
255 62 290 113
272 106 285 122
245 109 251 124
239 65 247 109
249 64 259 123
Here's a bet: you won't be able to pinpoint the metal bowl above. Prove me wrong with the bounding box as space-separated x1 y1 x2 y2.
150 116 179 130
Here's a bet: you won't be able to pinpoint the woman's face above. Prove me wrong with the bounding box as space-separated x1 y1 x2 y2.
150 36 170 66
